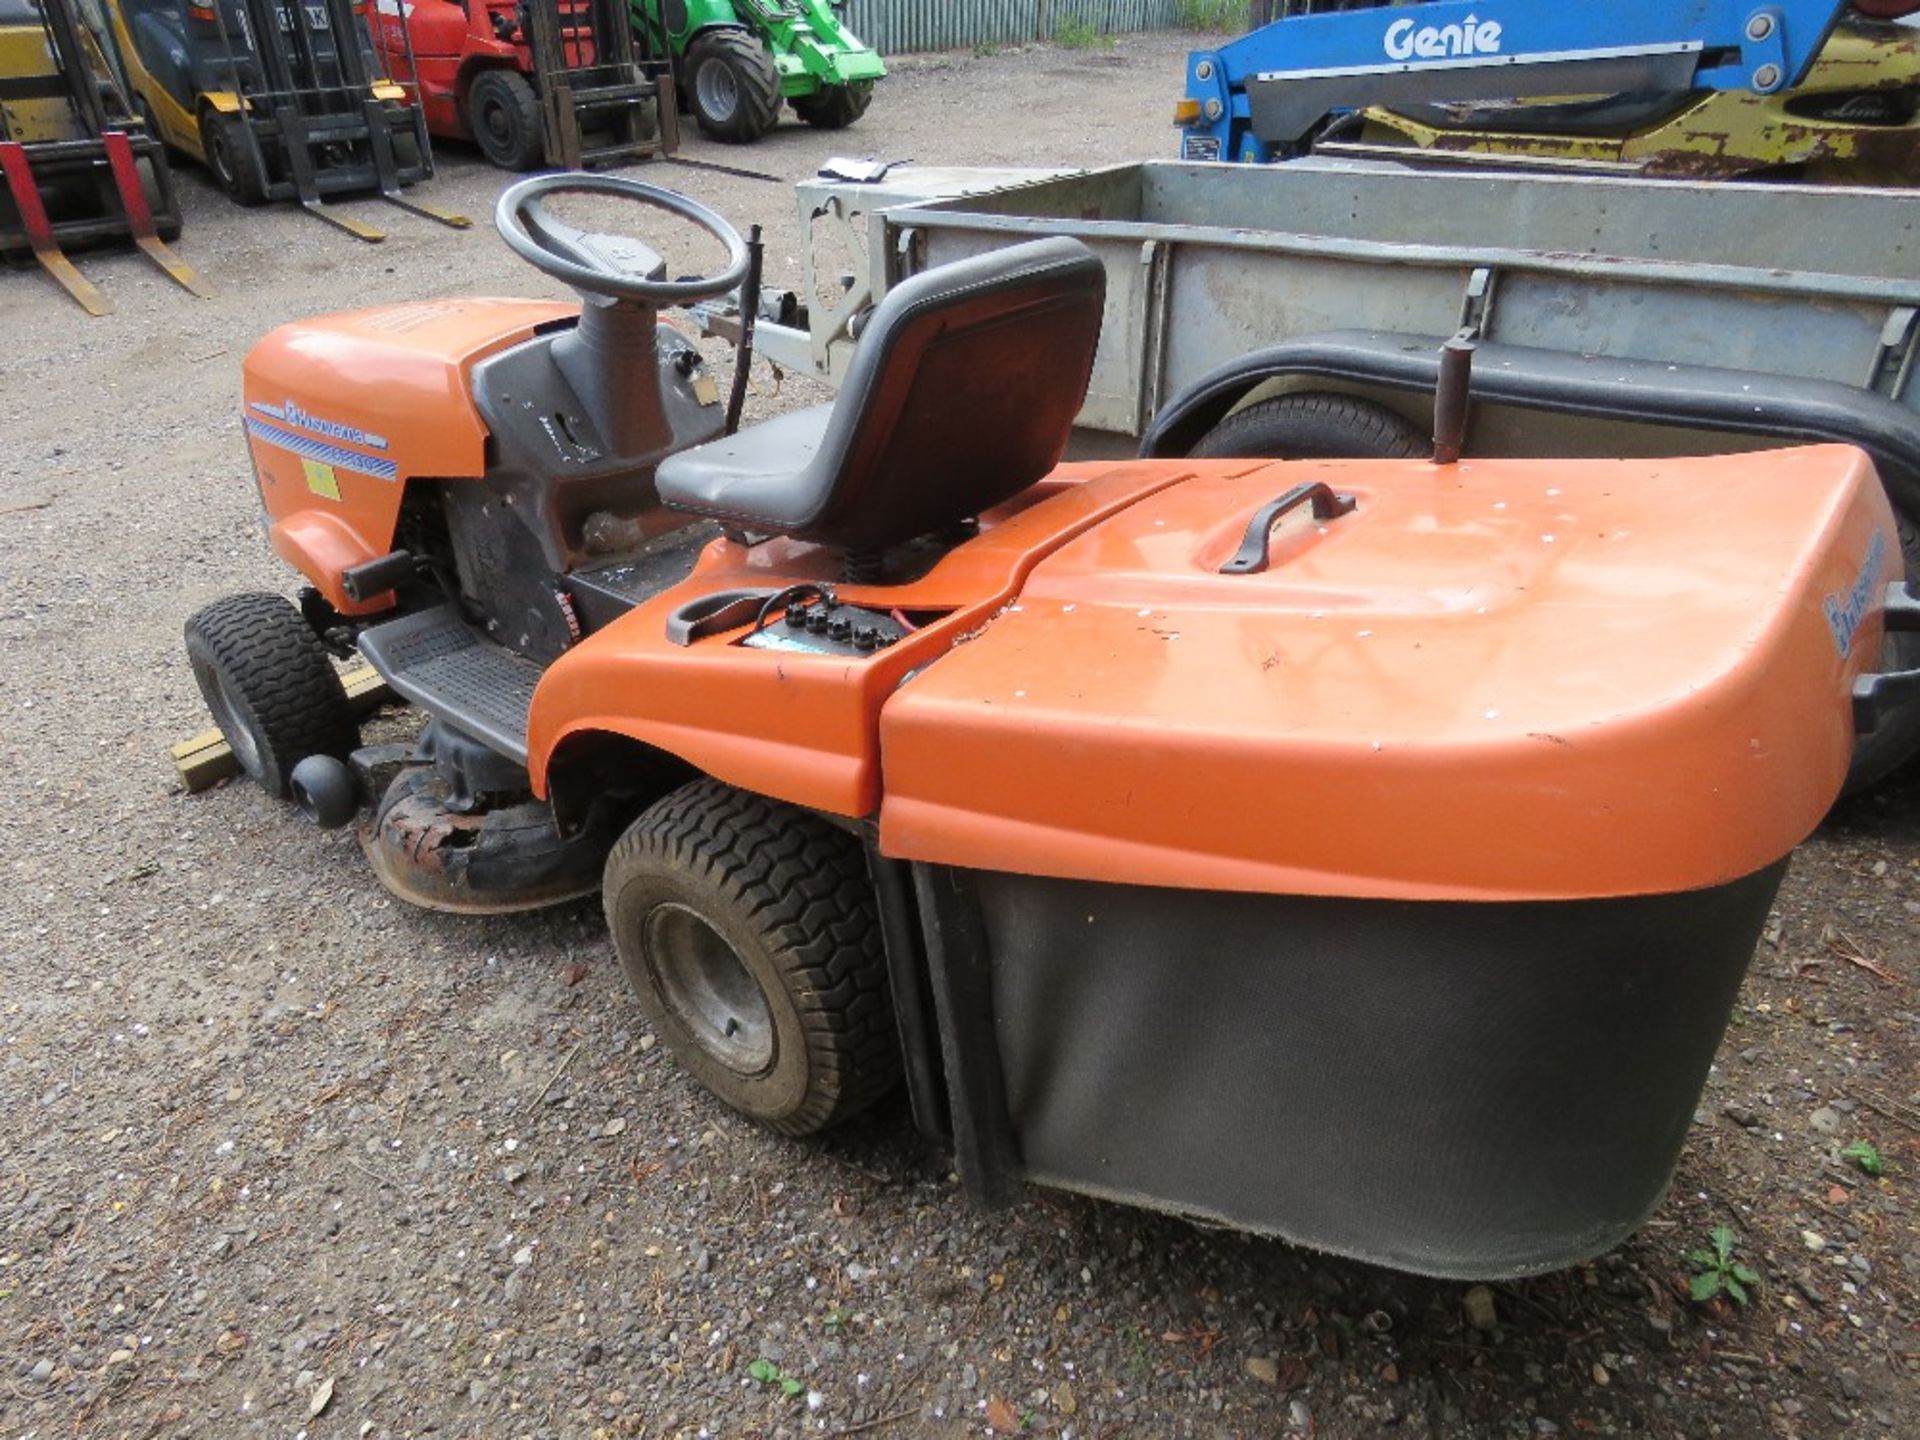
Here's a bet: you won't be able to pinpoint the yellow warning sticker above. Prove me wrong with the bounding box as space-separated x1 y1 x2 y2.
302 459 341 501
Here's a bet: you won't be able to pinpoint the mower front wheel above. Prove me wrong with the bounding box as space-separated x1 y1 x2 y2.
185 593 358 800
792 81 874 130
199 111 269 207
467 69 544 172
604 779 899 1135
685 30 782 143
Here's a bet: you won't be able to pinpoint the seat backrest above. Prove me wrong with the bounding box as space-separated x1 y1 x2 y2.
742 237 1106 553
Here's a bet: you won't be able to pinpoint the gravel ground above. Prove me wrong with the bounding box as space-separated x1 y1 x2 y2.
3 29 1917 1440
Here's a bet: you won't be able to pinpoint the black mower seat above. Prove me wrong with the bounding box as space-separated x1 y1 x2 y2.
656 237 1106 553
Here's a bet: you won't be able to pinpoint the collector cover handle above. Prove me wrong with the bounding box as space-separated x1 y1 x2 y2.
1221 482 1357 575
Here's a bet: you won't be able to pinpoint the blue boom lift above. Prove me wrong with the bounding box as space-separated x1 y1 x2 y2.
1179 0 1866 164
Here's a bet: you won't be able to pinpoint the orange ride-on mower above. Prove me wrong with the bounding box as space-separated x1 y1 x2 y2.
184 174 1920 1278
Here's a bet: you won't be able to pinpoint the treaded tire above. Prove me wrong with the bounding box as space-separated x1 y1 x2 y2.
604 779 899 1135
1189 392 1429 460
467 69 544 171
685 29 781 143
184 592 358 800
792 81 873 130
200 111 269 207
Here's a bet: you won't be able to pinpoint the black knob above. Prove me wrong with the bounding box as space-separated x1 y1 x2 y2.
807 608 831 634
828 615 854 642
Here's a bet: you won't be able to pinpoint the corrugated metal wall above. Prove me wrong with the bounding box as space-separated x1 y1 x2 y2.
843 1 1191 56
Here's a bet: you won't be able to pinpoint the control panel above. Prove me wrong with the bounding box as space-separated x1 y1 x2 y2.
740 597 908 656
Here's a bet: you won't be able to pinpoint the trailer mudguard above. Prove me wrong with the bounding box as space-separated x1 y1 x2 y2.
1137 329 1920 517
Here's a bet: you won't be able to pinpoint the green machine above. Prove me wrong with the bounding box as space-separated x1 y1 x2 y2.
631 0 883 142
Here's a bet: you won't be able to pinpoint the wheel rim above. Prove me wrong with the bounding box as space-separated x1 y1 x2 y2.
201 662 263 778
481 95 513 146
696 59 738 122
207 126 235 188
644 902 774 1074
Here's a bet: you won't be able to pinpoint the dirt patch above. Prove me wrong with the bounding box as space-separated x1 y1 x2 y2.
1 28 1914 1440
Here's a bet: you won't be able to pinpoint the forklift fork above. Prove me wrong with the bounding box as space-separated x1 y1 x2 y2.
100 131 210 297
0 140 109 314
363 104 470 230
277 105 387 242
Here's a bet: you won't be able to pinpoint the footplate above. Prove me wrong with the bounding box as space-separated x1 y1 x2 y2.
357 605 545 763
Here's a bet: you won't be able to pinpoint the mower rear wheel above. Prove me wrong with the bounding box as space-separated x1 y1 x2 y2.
184 592 358 800
792 81 873 130
1189 391 1429 461
685 30 781 143
468 70 544 172
604 779 899 1135
199 111 269 207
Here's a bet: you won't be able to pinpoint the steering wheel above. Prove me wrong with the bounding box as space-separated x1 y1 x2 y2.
495 173 750 305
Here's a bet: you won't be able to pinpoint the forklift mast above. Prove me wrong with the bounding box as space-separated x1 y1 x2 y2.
169 0 468 237
1181 0 1859 163
518 0 677 167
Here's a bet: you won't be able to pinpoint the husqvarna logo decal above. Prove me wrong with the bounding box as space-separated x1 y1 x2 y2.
249 399 391 451
1824 530 1886 659
1384 13 1504 62
245 406 398 484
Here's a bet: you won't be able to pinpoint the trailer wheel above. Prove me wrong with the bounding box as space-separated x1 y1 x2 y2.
1189 392 1429 460
686 29 781 143
604 779 899 1135
791 81 873 130
467 70 543 171
200 111 269 207
184 593 358 800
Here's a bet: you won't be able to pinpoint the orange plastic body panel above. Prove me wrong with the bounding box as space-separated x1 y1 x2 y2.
243 299 576 615
880 447 1895 902
526 464 1195 816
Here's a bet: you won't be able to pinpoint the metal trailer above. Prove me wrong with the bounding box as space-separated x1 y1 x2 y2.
731 157 1920 777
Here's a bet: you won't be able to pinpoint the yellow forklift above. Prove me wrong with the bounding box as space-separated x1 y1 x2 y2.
103 0 467 240
1 0 205 312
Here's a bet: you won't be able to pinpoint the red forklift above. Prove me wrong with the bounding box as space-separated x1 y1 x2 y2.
370 0 674 171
